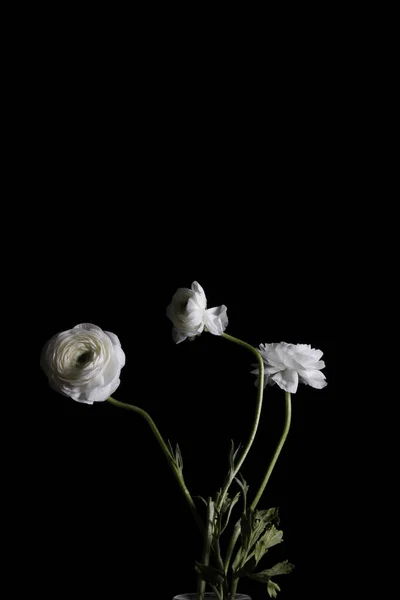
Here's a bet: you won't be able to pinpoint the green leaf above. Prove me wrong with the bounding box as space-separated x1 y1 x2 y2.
166 440 183 473
193 495 208 508
250 508 280 549
219 441 243 497
254 539 267 564
258 525 283 550
255 507 280 528
234 474 250 513
239 508 254 552
229 439 242 471
267 580 281 598
263 561 294 577
175 443 183 470
220 491 241 534
234 555 257 578
248 560 294 583
195 562 225 586
251 526 283 565
234 473 249 498
167 439 175 459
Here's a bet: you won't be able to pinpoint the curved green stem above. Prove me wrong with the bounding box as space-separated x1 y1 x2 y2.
217 333 265 513
251 391 292 509
106 396 203 535
225 392 292 579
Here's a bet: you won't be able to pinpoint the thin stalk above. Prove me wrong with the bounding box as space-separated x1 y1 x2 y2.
217 333 265 513
250 392 292 509
106 396 204 535
197 498 214 600
225 392 293 584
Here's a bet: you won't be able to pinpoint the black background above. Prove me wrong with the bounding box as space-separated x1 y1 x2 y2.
31 16 342 599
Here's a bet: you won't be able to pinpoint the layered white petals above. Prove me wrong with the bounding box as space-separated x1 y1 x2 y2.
254 342 327 394
203 305 229 336
41 323 125 404
166 281 228 343
271 368 299 393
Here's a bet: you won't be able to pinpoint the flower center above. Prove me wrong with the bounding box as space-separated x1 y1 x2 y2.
76 350 93 366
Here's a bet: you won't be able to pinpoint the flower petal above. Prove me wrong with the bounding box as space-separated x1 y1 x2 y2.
172 328 188 344
191 281 207 310
203 305 228 336
271 369 299 393
298 369 327 389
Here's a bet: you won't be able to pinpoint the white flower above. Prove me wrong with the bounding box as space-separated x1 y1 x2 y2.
252 342 327 394
166 281 228 344
40 323 126 404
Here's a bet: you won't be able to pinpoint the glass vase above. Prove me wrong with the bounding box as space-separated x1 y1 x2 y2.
173 594 251 600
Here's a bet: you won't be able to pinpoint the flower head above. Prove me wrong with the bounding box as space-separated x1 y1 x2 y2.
166 281 228 344
252 342 327 394
41 323 126 404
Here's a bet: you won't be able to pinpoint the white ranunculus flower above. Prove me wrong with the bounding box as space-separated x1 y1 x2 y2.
252 342 327 394
166 281 228 344
41 323 126 404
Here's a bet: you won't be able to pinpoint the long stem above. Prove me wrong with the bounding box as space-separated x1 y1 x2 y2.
197 498 214 600
224 521 241 576
217 333 265 513
106 396 203 535
225 392 293 582
213 537 229 600
210 585 222 600
231 577 239 599
251 391 292 509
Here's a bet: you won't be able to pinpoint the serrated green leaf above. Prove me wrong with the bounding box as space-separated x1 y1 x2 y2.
250 511 281 549
255 507 280 528
258 525 283 549
264 561 294 577
195 562 225 585
248 561 294 583
254 539 268 564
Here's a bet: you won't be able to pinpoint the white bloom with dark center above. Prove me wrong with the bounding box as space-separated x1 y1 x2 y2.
41 323 126 404
166 281 228 344
252 342 327 394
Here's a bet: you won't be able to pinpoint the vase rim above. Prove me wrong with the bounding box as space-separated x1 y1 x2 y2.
173 594 251 599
